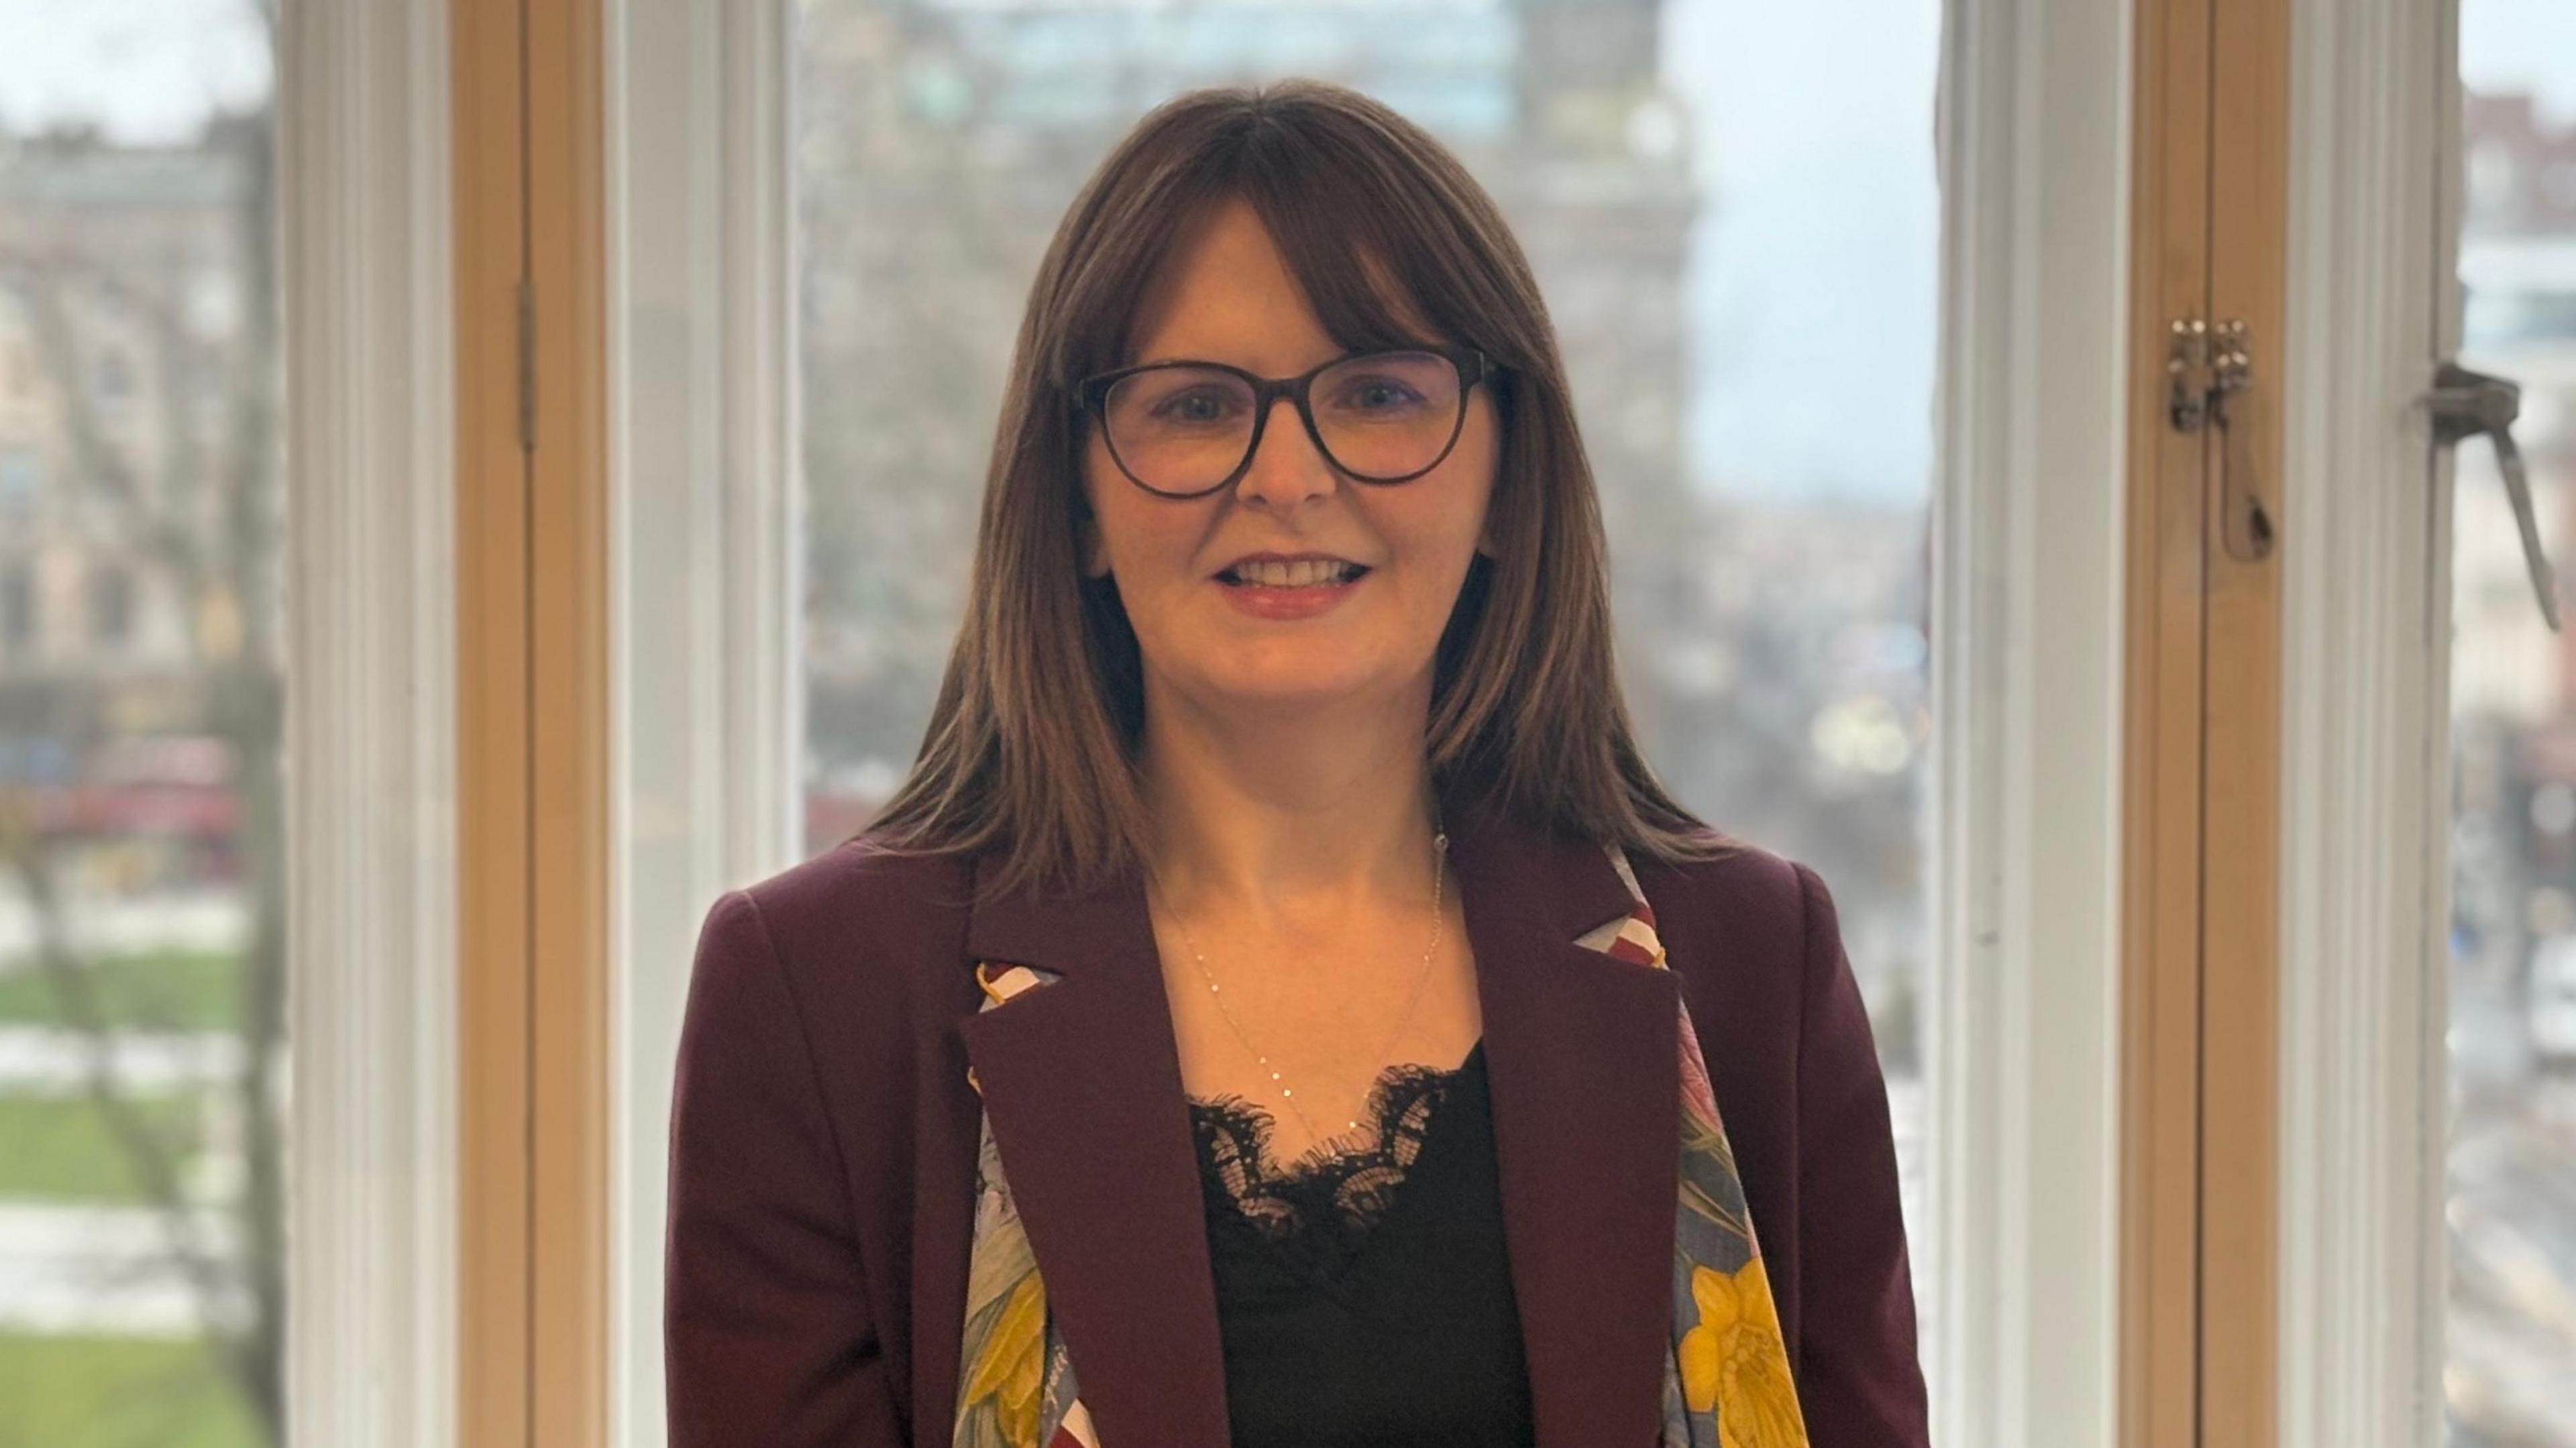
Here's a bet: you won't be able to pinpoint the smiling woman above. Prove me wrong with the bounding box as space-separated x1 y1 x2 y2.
1069 194 1511 750
663 78 1929 1448
850 86 1707 901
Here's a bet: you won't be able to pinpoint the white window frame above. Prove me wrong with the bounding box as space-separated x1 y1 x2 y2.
602 1 2143 1444
1925 0 2133 1441
279 0 460 1443
604 1 804 1442
2274 0 2457 1443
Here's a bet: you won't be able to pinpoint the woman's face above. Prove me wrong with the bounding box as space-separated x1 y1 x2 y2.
1078 197 1501 722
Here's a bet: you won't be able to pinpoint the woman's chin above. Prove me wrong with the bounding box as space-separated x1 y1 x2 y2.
1175 655 1411 713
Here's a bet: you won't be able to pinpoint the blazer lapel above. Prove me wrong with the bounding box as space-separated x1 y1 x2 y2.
953 792 1680 1448
1449 797 1684 1447
957 849 1232 1448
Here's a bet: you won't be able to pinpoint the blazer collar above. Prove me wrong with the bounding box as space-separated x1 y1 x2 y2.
953 791 1683 1448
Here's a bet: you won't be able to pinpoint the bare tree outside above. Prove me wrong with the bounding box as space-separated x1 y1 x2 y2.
0 3 284 1443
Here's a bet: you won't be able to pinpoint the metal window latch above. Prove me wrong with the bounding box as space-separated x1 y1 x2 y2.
2427 361 2562 633
2168 317 2213 433
2168 317 2275 561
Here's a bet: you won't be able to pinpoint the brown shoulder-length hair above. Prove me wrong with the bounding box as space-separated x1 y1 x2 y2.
857 77 1742 899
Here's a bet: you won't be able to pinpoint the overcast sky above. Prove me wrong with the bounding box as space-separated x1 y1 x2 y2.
1664 0 1941 500
2 0 2567 502
0 0 269 146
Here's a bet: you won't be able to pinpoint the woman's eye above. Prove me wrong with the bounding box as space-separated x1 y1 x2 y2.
1340 379 1424 410
1154 390 1235 423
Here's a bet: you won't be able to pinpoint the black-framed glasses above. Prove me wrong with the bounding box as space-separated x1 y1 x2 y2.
1075 344 1497 499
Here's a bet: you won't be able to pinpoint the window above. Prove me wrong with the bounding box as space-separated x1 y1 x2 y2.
84 565 133 649
0 4 288 1442
2446 15 2576 1438
92 349 133 407
0 447 40 517
0 565 32 653
3 343 38 400
613 2 2136 1443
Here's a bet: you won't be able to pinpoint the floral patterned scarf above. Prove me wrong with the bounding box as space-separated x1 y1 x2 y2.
951 842 1809 1447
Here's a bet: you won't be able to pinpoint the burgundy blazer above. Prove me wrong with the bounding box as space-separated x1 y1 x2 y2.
665 795 1930 1447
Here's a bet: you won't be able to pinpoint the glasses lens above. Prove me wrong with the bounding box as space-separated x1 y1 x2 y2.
1309 350 1465 480
1102 366 1258 495
1101 351 1467 494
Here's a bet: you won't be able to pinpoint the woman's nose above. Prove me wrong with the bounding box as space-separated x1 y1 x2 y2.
1231 394 1339 510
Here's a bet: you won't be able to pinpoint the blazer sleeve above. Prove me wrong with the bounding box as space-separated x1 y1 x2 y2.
666 889 904 1446
1789 861 1932 1445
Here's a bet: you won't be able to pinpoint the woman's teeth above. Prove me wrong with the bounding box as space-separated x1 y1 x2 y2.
1226 559 1362 588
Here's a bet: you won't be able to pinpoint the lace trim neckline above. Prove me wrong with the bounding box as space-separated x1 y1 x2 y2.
1184 1040 1485 1269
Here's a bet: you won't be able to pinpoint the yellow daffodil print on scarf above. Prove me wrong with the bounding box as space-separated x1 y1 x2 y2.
1679 1260 1807 1448
1628 851 1811 1448
957 1272 1046 1448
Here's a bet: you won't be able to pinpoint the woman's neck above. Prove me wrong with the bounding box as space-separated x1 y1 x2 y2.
1138 687 1444 922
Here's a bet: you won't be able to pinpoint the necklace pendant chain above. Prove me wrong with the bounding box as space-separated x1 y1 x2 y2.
1163 818 1450 1144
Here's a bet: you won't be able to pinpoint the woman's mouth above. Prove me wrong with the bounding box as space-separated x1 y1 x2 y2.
1212 559 1372 619
1215 559 1370 588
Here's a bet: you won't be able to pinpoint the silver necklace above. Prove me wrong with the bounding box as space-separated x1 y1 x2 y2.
1155 816 1450 1142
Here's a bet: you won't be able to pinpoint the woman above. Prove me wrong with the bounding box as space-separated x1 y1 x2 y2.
667 78 1927 1448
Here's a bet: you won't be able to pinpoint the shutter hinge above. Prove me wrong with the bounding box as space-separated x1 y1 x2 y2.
515 278 537 455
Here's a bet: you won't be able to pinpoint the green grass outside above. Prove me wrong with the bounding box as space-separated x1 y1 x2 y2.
0 950 241 1034
0 1095 199 1203
0 952 268 1446
0 1335 266 1448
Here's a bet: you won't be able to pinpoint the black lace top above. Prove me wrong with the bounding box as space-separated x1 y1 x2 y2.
1184 1038 1536 1448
